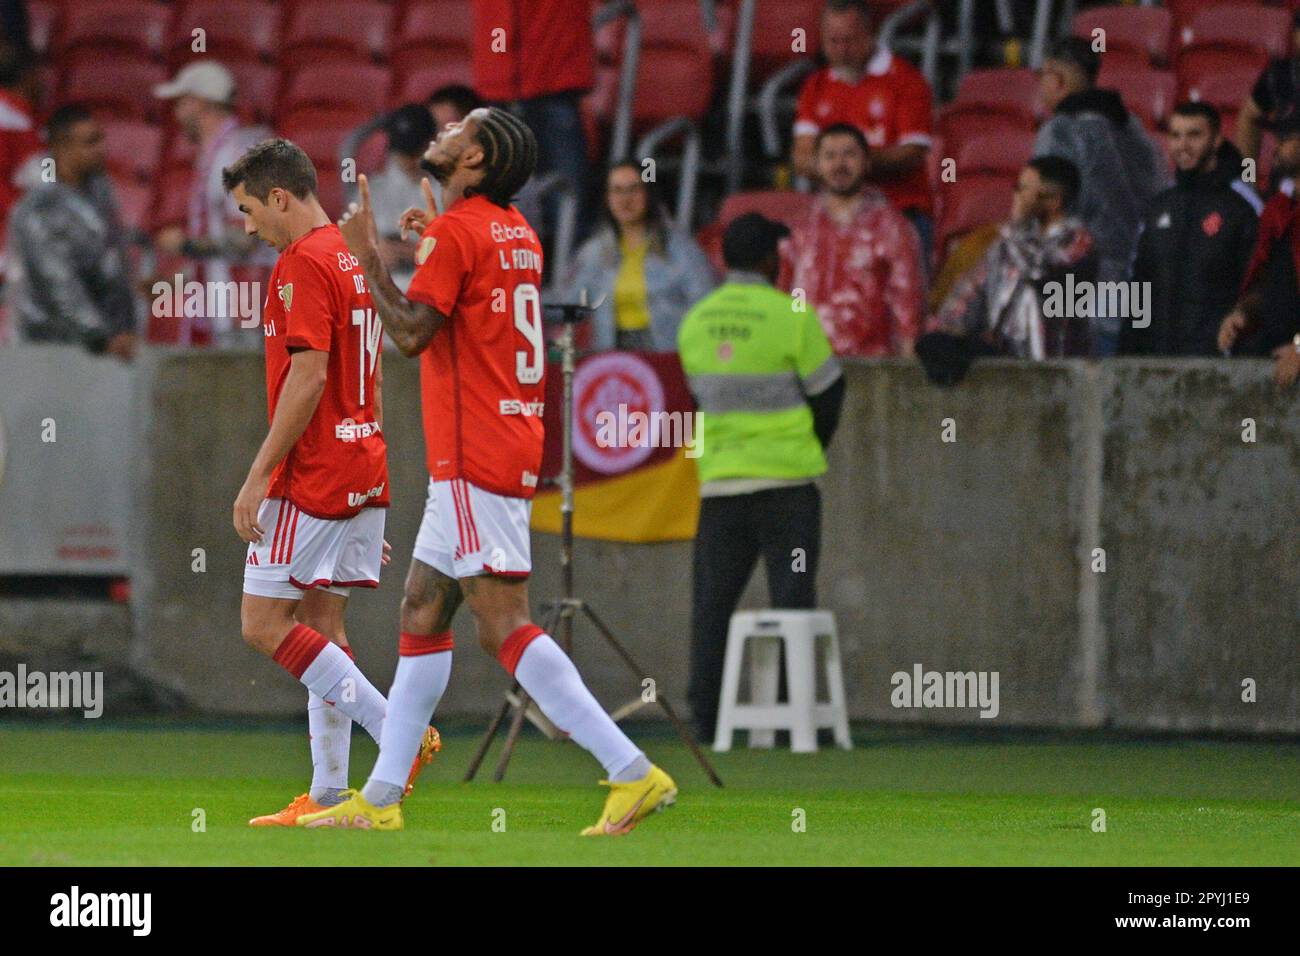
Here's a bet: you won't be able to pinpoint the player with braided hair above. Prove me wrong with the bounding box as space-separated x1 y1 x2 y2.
300 107 677 835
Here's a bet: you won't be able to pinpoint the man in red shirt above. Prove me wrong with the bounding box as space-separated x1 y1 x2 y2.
792 0 935 257
0 46 42 244
224 140 437 826
301 107 676 836
781 124 926 357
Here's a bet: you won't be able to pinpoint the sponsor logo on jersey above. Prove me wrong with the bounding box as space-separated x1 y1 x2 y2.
498 399 545 417
490 222 537 244
416 236 437 264
335 418 381 442
278 283 294 311
348 482 385 507
521 470 538 488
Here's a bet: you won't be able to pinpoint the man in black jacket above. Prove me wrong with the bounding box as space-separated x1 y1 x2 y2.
1122 102 1259 356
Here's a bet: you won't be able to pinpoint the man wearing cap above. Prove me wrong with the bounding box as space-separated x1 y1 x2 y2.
677 213 846 742
153 61 273 346
365 103 440 295
1237 10 1300 170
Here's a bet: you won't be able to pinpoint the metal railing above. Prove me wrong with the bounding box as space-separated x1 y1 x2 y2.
634 118 702 230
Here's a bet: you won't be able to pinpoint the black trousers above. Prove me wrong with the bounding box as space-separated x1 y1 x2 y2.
687 484 821 736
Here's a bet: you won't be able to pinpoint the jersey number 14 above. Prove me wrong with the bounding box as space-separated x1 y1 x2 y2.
351 307 383 406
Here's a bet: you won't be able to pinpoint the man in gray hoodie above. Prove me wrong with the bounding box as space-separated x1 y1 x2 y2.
1033 36 1169 355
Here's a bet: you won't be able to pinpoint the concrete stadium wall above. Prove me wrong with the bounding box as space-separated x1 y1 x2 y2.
62 350 1300 732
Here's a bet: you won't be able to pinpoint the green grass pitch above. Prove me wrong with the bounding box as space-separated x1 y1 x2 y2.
1 722 1296 866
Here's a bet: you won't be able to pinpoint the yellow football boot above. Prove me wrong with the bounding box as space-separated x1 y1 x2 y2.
581 764 677 836
296 790 402 830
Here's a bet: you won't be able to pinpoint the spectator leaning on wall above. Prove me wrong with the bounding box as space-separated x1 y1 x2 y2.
1122 102 1258 357
677 213 845 742
564 162 716 352
929 156 1096 360
791 0 935 261
1034 35 1168 356
1218 115 1300 389
781 123 925 358
5 105 139 359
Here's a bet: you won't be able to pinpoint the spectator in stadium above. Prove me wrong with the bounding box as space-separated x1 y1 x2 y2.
0 44 42 236
473 0 593 226
1218 115 1300 389
5 105 139 359
428 84 484 134
1122 103 1258 357
152 61 273 347
781 124 925 358
1034 35 1168 355
677 213 844 743
563 162 715 352
365 104 438 294
1236 9 1300 169
929 156 1096 359
791 0 935 260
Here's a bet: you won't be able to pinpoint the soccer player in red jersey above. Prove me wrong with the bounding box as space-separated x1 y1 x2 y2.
222 140 438 826
300 109 676 834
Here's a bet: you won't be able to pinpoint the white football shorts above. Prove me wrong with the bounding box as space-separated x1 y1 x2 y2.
412 477 532 579
243 498 386 600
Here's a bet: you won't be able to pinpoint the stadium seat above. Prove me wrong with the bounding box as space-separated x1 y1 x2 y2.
1099 65 1178 130
747 0 824 84
937 173 1013 257
1072 4 1173 67
1177 5 1291 63
938 68 1039 153
632 47 715 129
1179 58 1262 114
224 60 280 125
111 177 152 232
169 0 280 64
314 164 345 219
281 1 394 61
390 0 473 74
390 61 475 110
955 129 1036 177
102 119 163 182
58 56 169 122
150 165 194 231
278 105 371 168
717 189 815 230
278 63 392 118
54 1 172 60
1167 0 1230 31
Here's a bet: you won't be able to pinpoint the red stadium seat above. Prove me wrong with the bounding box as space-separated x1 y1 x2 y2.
169 1 280 64
1179 57 1262 113
1072 4 1173 67
937 110 1035 163
632 47 715 128
718 189 815 229
54 1 172 60
937 173 1013 256
282 1 394 61
1167 0 1229 31
225 60 280 125
952 67 1040 118
102 119 163 182
748 0 824 83
151 165 194 231
1178 5 1291 63
58 56 169 122
278 105 370 168
390 61 475 109
112 177 153 232
278 63 392 118
955 129 1036 178
1099 65 1178 130
390 0 473 74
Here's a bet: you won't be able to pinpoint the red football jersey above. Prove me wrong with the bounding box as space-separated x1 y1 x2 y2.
262 224 389 519
405 195 545 498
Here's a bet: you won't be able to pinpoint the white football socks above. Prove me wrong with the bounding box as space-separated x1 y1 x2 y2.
513 633 647 782
362 650 453 807
307 691 351 804
299 643 387 745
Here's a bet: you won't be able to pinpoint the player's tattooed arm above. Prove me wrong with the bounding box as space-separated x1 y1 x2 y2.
340 173 446 357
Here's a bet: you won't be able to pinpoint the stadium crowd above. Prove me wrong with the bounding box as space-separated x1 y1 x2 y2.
0 0 1298 385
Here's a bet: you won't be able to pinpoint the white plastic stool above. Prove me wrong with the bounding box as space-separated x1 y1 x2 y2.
713 609 851 753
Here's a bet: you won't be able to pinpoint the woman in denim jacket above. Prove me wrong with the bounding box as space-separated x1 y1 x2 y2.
563 162 717 351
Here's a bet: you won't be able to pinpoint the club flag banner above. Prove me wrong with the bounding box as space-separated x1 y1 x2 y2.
530 351 701 542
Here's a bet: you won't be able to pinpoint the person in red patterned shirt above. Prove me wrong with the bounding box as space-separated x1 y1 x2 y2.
224 140 437 827
792 0 935 257
781 124 926 358
300 107 677 835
